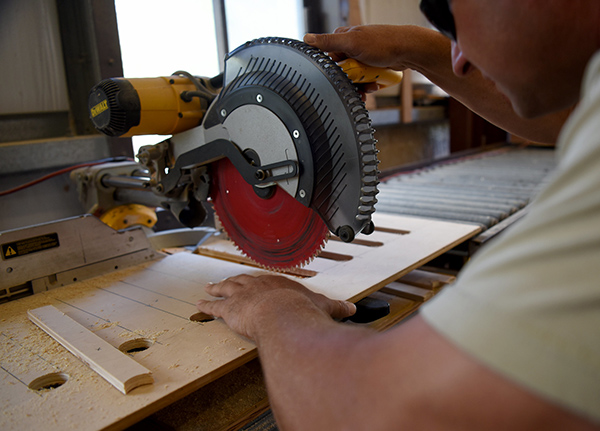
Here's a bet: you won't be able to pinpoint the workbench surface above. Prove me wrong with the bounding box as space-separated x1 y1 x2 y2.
0 214 478 431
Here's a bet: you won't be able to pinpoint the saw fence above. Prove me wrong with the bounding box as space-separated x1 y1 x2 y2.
0 213 478 430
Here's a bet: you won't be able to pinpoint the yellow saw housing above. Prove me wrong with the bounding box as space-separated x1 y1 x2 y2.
88 75 207 137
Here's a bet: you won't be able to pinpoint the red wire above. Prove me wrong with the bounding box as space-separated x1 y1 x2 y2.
0 159 134 197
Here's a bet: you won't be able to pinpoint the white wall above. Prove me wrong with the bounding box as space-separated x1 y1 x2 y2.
360 0 430 27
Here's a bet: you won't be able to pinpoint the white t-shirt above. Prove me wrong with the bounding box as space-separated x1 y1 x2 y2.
421 51 600 423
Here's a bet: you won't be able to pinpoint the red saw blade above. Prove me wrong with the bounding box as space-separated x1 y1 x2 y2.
210 158 329 269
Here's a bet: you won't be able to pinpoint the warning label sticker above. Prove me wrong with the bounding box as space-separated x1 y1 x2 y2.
2 233 60 260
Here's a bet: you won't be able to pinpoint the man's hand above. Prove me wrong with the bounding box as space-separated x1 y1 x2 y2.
196 274 356 340
303 25 438 99
303 24 429 70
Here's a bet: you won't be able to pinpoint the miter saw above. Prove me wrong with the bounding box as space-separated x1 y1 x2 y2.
81 37 402 269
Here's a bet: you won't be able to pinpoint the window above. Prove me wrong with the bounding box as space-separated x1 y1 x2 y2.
224 0 305 50
115 0 305 154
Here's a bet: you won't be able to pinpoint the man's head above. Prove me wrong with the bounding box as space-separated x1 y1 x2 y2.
421 0 600 118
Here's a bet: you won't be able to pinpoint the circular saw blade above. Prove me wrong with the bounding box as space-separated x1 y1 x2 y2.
210 158 329 269
202 37 380 244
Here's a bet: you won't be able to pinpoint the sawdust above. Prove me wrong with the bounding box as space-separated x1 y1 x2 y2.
119 329 143 338
91 321 120 332
1 254 260 430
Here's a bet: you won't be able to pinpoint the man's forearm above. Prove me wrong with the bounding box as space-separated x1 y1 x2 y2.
252 304 377 430
197 274 597 431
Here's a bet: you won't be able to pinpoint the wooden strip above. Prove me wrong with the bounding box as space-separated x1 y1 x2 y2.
381 281 434 302
398 269 456 290
27 305 153 394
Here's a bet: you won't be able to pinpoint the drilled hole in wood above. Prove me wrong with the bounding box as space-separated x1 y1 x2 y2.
28 372 69 391
189 312 215 323
118 338 154 354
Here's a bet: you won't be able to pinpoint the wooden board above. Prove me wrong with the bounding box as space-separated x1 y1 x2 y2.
28 305 154 394
0 214 478 431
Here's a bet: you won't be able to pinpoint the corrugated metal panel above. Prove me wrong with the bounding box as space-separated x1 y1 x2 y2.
0 0 69 114
377 146 556 229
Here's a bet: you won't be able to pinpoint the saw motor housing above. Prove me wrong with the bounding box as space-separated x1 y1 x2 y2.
89 73 220 137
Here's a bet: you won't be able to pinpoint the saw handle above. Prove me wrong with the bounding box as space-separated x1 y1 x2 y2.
339 58 403 89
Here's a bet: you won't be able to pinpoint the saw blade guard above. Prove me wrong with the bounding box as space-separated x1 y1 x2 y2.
204 37 380 243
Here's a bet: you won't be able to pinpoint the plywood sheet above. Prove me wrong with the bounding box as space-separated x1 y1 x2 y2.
0 214 478 431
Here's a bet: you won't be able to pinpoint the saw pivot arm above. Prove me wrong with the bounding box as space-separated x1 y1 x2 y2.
161 139 297 195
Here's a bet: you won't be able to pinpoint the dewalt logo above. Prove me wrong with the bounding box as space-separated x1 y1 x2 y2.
91 99 109 118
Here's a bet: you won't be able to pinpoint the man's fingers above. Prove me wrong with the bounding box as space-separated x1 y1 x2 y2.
310 290 357 319
329 300 357 320
196 298 221 317
204 281 225 297
303 31 347 51
204 273 355 324
304 32 357 60
204 276 245 298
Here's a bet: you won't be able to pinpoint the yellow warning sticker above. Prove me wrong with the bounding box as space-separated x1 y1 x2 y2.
2 233 60 260
91 99 108 118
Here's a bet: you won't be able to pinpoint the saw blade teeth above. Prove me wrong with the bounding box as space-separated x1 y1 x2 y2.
212 202 329 271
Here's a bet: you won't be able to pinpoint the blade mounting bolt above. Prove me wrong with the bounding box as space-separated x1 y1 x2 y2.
337 225 355 243
220 109 227 117
256 94 263 103
299 189 306 198
255 169 266 181
293 130 300 138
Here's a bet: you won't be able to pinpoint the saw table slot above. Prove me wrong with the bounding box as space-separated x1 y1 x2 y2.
316 251 353 261
374 226 411 235
328 236 384 247
194 245 319 277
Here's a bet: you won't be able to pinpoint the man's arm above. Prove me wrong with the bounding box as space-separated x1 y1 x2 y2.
304 25 573 144
196 274 598 430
